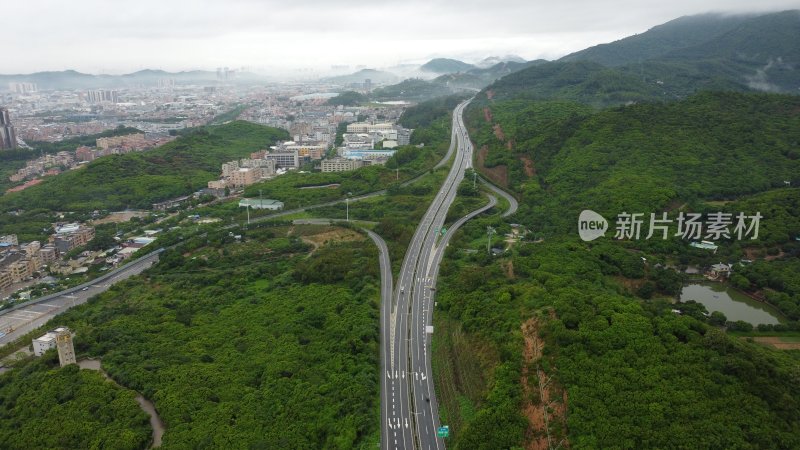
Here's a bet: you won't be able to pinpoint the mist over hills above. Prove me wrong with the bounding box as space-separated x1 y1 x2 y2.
322 69 400 85
419 58 477 74
485 9 800 104
0 69 267 91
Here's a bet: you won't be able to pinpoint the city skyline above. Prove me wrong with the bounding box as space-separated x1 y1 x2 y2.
6 0 799 75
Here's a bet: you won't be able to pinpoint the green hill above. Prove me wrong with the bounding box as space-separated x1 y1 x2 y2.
326 91 368 106
560 13 752 66
437 90 800 448
324 69 398 85
485 60 662 106
420 58 475 74
467 91 800 232
553 10 800 98
0 121 288 213
370 78 454 101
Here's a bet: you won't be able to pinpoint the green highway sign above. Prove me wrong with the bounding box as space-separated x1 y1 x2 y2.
441 227 447 235
437 426 449 438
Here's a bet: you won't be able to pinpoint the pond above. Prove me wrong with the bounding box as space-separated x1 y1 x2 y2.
680 283 786 326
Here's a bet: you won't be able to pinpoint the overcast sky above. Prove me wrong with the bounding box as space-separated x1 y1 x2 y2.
7 0 799 75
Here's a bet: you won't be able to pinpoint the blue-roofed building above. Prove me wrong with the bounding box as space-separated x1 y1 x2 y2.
342 149 396 160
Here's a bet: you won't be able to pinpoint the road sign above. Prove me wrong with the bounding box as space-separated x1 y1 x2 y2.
437 426 449 438
441 227 447 235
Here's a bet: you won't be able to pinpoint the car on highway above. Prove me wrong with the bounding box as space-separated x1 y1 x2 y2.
81 287 88 291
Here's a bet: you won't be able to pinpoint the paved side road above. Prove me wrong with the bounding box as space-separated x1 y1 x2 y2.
0 252 161 346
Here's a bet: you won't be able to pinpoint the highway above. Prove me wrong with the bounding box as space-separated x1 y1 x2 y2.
384 98 484 450
0 250 161 346
480 178 518 217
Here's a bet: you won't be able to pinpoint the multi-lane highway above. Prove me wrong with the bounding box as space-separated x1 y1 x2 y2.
383 98 492 450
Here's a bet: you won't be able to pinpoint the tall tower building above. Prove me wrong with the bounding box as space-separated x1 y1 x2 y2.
55 327 76 366
0 107 17 150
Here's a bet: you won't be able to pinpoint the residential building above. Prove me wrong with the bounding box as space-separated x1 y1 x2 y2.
85 89 118 104
0 271 11 290
96 133 145 150
231 167 268 188
265 150 300 169
239 158 275 171
0 253 34 284
207 179 228 190
322 158 364 173
39 245 58 263
75 146 95 162
213 158 276 189
346 122 394 133
0 234 18 246
0 107 17 150
709 263 732 279
279 141 327 160
33 331 58 356
51 224 95 253
8 82 37 94
250 150 267 159
396 127 412 146
221 161 240 177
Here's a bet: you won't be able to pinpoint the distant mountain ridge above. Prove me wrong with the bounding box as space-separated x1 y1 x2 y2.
559 13 754 66
323 68 399 85
420 58 476 74
0 69 265 90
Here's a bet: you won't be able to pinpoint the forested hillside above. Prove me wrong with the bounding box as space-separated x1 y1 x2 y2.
3 222 382 449
495 10 800 105
559 13 751 66
0 355 151 449
432 21 800 447
466 91 800 234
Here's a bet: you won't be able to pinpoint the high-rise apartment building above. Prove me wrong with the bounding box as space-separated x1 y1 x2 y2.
85 90 118 103
0 107 17 150
8 82 37 94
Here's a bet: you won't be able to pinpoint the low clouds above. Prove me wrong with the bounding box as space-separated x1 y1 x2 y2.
7 0 800 73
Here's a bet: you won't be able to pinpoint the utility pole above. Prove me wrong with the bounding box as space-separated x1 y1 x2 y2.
246 204 250 225
346 192 352 222
487 226 495 254
472 170 477 188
